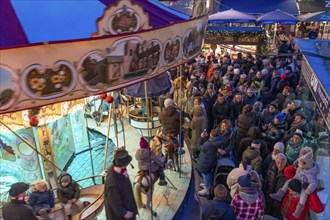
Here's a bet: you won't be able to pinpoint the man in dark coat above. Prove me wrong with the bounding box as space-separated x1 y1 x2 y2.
158 98 183 136
3 182 38 220
212 94 230 126
197 129 223 196
104 149 138 220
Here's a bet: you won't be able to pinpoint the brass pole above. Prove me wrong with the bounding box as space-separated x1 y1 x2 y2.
103 92 114 171
144 79 154 220
0 120 64 172
179 65 182 178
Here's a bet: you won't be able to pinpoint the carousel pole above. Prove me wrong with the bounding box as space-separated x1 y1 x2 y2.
144 79 154 220
103 92 114 171
0 120 64 173
179 65 182 178
83 99 96 185
119 90 127 148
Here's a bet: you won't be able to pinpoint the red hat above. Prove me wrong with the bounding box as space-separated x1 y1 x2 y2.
283 85 290 91
140 137 149 149
280 74 287 80
226 86 233 92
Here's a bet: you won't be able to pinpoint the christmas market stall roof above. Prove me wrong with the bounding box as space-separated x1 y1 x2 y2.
208 8 256 24
297 11 330 22
0 0 209 114
257 9 298 25
218 0 299 16
0 0 189 48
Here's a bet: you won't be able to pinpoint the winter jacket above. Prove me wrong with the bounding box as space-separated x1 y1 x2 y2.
212 101 230 125
104 166 138 220
229 100 244 120
238 137 268 160
236 112 256 145
231 190 264 220
285 137 309 164
57 172 80 204
28 190 54 214
227 164 252 198
190 106 207 149
242 147 263 174
243 94 258 107
196 136 222 174
159 106 182 135
270 75 280 94
284 119 308 141
219 129 235 155
135 148 164 173
260 108 279 126
262 120 287 148
182 87 198 113
293 162 320 194
3 200 38 220
281 191 324 220
201 198 235 220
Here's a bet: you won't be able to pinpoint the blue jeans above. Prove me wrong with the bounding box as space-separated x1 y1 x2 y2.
202 172 213 190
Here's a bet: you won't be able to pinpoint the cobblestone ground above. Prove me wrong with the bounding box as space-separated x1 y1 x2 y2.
66 130 115 188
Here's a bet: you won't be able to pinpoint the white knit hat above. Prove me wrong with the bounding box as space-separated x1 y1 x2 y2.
164 98 174 108
274 142 285 153
298 152 314 169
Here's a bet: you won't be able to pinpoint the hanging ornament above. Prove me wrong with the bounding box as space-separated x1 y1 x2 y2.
29 117 39 127
28 107 40 127
105 96 114 103
99 93 107 100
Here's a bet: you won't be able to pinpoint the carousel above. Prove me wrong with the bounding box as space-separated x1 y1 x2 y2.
0 0 209 219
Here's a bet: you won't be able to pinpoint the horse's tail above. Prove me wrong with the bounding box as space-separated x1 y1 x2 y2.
133 182 144 209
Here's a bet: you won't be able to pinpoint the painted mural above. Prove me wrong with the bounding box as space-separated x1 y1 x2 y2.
0 66 20 112
48 116 75 169
183 20 206 59
0 128 42 204
69 110 89 151
78 37 161 91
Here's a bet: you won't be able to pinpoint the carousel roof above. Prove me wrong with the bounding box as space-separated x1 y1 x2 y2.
0 0 189 48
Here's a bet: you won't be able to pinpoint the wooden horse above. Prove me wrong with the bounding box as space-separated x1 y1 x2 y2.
133 170 159 217
152 130 178 171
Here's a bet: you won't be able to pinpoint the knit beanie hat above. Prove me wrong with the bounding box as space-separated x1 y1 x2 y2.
293 129 303 139
60 175 71 183
214 184 227 199
274 142 285 153
269 100 278 109
280 74 287 80
164 98 174 108
275 112 287 123
298 151 314 169
251 140 261 150
288 179 302 192
238 174 251 187
207 83 214 89
140 137 149 149
292 100 302 109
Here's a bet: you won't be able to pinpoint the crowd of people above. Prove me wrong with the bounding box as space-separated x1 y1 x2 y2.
162 50 329 219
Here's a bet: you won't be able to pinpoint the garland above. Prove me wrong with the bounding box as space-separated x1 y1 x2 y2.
206 30 268 46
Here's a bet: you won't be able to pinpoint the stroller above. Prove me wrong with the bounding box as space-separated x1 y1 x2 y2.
213 156 236 189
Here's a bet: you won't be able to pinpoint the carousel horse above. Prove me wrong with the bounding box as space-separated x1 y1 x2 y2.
133 170 159 217
151 130 178 170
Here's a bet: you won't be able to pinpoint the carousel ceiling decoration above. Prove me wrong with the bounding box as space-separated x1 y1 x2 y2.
0 0 208 114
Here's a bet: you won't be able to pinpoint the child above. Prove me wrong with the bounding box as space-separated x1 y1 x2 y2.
58 172 84 220
270 152 319 218
135 137 167 186
28 179 54 220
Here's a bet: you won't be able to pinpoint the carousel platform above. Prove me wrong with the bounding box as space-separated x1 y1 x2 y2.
71 117 193 220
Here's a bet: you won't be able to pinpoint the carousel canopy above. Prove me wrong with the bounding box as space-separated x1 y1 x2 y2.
298 11 330 22
256 9 298 25
0 0 189 48
208 9 256 24
125 72 172 98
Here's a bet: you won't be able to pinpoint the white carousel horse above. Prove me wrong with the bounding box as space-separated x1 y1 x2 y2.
133 170 158 217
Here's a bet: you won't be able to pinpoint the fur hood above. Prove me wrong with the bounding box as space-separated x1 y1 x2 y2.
239 191 258 204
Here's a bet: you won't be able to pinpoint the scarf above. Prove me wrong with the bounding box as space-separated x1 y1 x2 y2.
114 166 128 178
11 197 26 202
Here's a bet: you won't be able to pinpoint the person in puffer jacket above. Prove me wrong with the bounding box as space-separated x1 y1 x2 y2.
242 140 263 174
58 172 83 220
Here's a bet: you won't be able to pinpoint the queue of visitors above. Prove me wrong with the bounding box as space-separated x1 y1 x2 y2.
164 50 328 219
